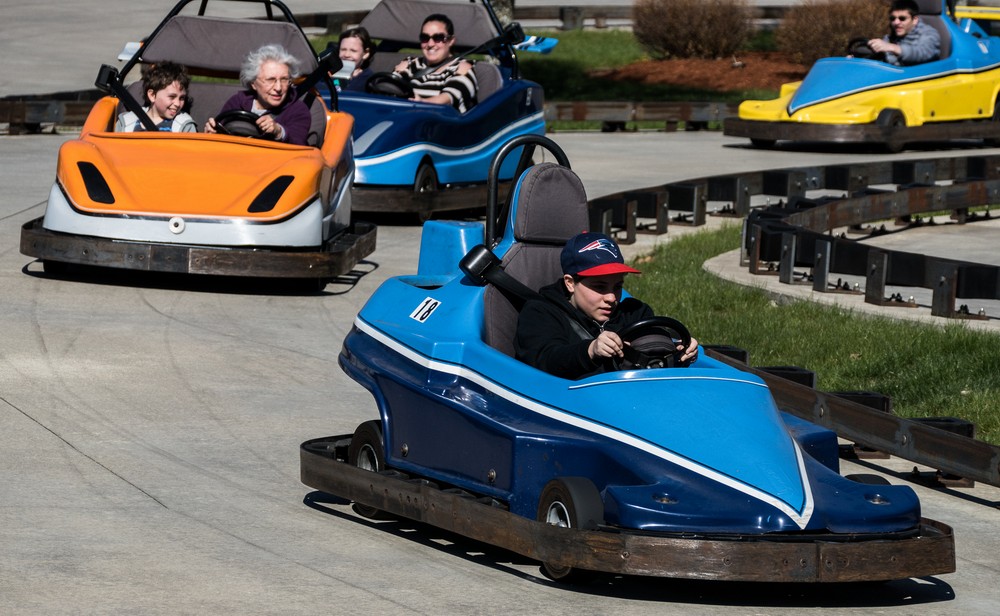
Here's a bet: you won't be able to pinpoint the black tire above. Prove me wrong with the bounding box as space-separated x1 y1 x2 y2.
414 161 439 195
876 108 906 153
347 420 392 519
536 477 604 583
845 473 891 485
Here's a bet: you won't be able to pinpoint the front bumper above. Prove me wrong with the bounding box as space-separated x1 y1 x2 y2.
21 218 376 279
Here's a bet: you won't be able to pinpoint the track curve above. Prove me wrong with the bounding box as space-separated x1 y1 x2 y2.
2 130 998 613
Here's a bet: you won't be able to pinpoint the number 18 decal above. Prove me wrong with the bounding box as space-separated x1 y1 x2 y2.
410 297 441 323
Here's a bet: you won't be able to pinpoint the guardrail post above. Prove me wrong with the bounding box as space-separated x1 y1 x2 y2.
892 160 936 186
825 165 870 194
666 183 706 226
812 238 831 292
864 249 888 306
559 6 584 29
763 170 807 199
779 232 797 285
930 261 959 318
708 176 752 216
589 196 635 244
747 222 761 273
630 190 666 236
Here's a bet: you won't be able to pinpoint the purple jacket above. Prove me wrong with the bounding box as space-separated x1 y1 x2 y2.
219 89 312 146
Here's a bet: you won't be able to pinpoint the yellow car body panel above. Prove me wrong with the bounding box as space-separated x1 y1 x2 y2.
739 68 1000 126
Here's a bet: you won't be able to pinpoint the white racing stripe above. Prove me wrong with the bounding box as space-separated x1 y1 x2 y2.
354 317 816 529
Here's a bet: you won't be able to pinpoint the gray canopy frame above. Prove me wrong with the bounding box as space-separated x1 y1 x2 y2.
359 0 520 73
360 0 503 49
120 0 319 78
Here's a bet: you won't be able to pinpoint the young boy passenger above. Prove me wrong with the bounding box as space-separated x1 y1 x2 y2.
515 232 699 379
116 62 197 133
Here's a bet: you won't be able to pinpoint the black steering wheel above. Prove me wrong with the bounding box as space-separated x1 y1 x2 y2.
847 37 884 61
214 109 265 138
613 317 693 370
365 72 415 99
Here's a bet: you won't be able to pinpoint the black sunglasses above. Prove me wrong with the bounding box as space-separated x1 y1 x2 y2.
419 32 451 44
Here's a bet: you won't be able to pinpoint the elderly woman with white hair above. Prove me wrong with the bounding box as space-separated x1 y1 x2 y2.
205 43 311 145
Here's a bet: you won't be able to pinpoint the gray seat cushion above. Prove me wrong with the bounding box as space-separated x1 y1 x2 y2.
484 162 589 356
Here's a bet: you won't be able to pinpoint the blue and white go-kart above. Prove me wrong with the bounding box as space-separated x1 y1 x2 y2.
300 135 955 583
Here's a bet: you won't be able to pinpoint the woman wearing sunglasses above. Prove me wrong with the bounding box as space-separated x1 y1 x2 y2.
392 13 479 113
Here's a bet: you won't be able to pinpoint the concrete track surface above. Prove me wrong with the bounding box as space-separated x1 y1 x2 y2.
3 130 999 615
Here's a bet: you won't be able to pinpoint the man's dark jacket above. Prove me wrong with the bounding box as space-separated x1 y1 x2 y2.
515 280 653 380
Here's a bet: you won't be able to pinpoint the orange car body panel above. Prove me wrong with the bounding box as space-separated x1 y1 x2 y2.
61 96 354 223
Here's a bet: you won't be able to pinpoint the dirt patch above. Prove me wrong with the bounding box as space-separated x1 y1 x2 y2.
591 51 809 92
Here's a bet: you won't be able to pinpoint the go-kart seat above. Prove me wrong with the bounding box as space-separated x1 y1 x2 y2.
302 92 328 147
915 0 951 59
484 162 590 357
473 62 503 103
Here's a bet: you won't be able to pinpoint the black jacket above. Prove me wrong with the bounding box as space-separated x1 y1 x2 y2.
515 280 653 379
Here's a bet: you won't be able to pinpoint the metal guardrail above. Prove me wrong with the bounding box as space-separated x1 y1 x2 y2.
544 101 737 130
592 155 1000 320
704 349 1000 489
589 154 1000 488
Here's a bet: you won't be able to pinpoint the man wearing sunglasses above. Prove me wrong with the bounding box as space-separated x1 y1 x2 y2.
392 13 479 113
867 0 940 66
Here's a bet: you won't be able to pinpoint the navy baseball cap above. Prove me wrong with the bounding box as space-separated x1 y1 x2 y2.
561 232 641 277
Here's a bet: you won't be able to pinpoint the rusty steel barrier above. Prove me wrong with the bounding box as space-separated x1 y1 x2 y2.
593 155 1000 320
705 349 1000 489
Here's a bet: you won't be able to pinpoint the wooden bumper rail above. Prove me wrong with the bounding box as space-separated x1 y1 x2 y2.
301 436 956 583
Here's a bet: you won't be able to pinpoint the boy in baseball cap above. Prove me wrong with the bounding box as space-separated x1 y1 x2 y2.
515 232 698 379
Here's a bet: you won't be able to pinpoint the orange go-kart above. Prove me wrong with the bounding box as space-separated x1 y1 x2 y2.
20 0 375 285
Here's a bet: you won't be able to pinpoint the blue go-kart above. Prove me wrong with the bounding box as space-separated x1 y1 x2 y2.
325 0 551 219
301 135 955 583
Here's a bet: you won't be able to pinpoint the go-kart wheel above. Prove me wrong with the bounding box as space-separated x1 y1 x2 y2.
213 109 265 138
348 420 392 520
365 72 415 99
876 108 906 153
414 161 439 195
614 316 693 370
537 477 604 583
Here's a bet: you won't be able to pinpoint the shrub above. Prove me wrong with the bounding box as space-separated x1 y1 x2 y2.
777 0 890 65
633 0 753 60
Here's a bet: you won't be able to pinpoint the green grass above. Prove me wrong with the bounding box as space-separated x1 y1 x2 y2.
627 225 1000 445
518 29 778 103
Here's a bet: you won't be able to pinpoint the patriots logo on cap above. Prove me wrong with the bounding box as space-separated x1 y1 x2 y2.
578 238 620 259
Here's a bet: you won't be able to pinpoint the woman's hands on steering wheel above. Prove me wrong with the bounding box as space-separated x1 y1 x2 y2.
209 110 266 138
365 72 415 99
